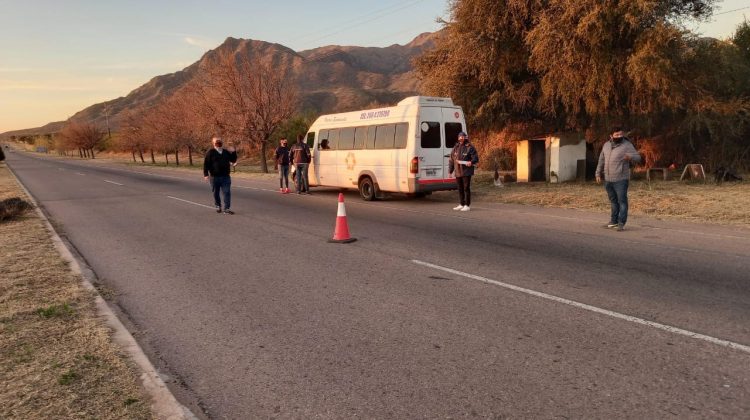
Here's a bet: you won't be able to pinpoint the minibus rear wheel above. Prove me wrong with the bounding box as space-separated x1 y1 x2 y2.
358 177 376 201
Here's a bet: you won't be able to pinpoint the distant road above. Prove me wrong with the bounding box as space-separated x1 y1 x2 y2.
7 150 750 419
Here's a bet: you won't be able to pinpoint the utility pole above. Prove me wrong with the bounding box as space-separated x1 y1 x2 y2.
104 105 112 139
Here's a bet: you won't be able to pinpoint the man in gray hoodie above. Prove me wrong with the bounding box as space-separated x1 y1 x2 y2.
596 128 642 231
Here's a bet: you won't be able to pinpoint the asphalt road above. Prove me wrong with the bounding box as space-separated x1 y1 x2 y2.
5 150 750 419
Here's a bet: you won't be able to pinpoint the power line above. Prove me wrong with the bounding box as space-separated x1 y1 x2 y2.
714 6 750 17
302 0 428 47
288 0 428 50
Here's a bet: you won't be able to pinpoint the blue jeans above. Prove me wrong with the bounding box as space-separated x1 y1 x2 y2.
278 164 289 188
295 163 309 192
211 176 231 210
605 179 629 225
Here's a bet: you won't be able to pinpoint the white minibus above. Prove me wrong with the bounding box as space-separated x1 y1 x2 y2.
304 96 468 200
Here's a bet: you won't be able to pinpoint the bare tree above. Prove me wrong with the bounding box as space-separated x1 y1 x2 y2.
191 50 299 172
118 110 149 162
59 121 105 159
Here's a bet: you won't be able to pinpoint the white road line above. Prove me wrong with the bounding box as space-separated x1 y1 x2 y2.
76 172 85 176
103 180 124 186
233 185 278 193
130 170 185 180
412 259 750 355
166 195 216 210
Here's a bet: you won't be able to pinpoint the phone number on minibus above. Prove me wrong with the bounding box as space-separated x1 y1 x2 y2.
360 110 391 120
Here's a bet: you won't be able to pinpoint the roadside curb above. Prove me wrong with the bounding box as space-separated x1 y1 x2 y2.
5 162 198 420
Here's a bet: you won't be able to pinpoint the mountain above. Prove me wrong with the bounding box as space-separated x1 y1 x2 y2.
1 32 438 138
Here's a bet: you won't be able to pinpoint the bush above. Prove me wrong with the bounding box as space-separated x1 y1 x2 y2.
0 197 33 221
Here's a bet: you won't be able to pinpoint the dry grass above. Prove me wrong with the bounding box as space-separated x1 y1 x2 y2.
27 149 750 226
469 173 750 227
0 163 153 419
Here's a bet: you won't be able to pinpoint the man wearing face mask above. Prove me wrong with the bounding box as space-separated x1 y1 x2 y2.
448 131 479 211
596 127 642 231
203 136 238 214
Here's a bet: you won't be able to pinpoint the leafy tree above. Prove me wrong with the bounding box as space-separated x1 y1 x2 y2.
415 0 750 169
270 112 316 146
732 19 750 62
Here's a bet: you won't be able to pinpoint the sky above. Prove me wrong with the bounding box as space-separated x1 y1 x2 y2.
1 0 749 134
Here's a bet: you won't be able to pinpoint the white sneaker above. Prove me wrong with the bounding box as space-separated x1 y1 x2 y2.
453 204 464 210
460 205 470 211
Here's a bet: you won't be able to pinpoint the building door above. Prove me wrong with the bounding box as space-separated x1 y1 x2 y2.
530 140 547 182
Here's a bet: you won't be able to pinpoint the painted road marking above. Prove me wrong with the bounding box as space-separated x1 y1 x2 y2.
130 170 184 180
234 185 290 194
76 172 85 176
412 259 750 355
104 180 124 186
166 196 216 210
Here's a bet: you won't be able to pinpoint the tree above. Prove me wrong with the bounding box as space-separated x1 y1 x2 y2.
271 112 316 146
58 121 105 159
415 0 750 169
190 49 299 172
118 110 148 163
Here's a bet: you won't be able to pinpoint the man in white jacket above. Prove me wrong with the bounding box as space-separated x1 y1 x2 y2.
596 128 642 231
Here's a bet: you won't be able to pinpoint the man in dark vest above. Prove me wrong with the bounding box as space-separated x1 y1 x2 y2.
203 136 238 214
449 132 479 211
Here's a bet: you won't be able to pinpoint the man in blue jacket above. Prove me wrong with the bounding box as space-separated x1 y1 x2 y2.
203 136 238 214
596 128 642 231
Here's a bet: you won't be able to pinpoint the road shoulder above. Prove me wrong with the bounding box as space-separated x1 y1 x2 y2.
0 162 195 419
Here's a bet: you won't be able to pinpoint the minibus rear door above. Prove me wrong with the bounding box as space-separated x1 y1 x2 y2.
418 107 445 183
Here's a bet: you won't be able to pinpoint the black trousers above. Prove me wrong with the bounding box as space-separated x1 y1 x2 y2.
456 176 472 206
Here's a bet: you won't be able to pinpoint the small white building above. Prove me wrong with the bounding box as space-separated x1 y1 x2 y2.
516 133 587 183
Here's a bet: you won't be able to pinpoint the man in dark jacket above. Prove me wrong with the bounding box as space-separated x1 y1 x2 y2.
449 132 479 211
203 136 238 214
289 133 311 194
274 138 291 194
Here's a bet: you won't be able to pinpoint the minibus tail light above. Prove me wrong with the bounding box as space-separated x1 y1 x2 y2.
410 157 419 174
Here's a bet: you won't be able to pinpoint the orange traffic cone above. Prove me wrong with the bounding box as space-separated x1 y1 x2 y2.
329 193 357 243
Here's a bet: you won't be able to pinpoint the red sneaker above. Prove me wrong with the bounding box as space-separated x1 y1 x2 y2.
279 187 284 193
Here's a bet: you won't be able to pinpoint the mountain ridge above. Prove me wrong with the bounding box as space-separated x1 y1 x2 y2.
1 32 438 138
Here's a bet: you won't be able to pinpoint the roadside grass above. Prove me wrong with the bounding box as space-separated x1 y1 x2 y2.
0 163 153 419
27 149 750 227
469 173 750 227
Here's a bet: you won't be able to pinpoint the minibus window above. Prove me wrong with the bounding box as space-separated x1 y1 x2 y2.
319 129 329 150
420 121 441 148
366 125 377 149
324 129 339 150
445 123 463 148
375 124 396 149
394 123 408 149
339 127 355 150
307 132 315 148
354 126 368 149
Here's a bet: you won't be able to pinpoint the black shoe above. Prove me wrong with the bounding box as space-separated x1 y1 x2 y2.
223 209 234 215
216 206 222 213
616 224 625 231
